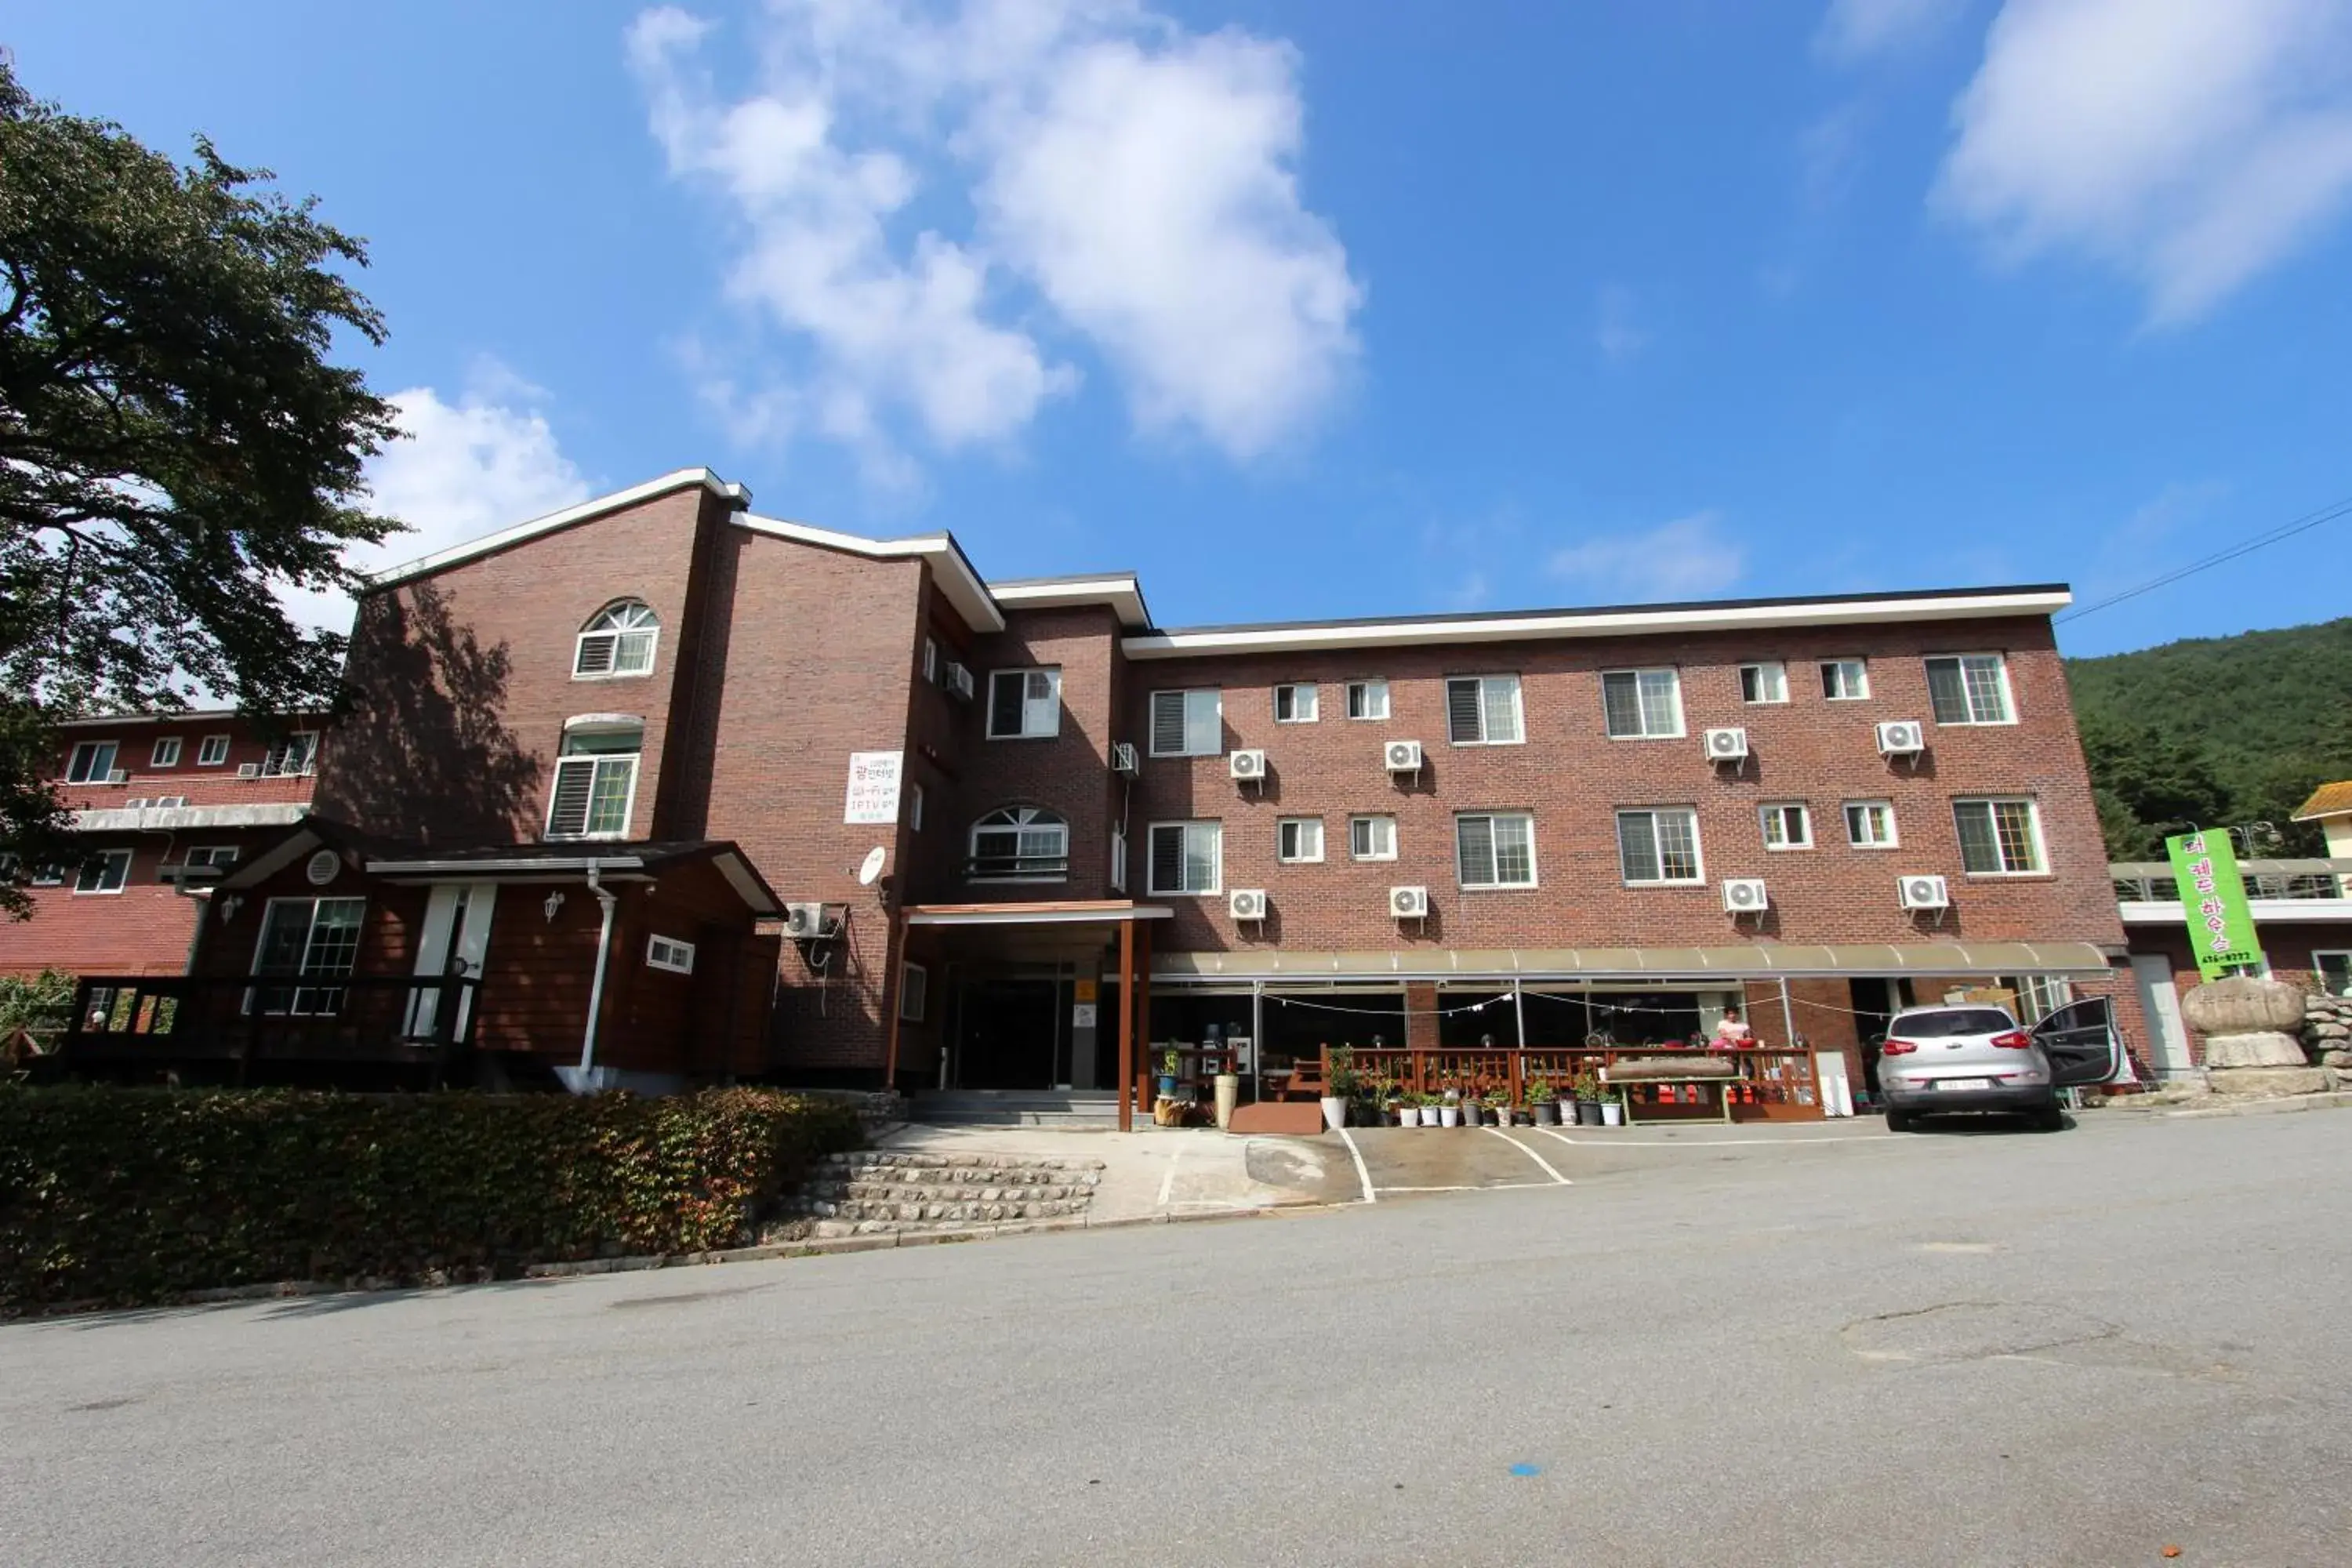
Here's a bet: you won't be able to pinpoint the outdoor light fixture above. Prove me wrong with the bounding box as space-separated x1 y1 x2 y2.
544 890 566 923
220 894 243 923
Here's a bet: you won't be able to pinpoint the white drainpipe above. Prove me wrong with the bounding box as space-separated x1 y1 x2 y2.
577 865 620 1076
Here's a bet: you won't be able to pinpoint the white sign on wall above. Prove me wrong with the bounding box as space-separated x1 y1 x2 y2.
1071 1004 1098 1030
844 751 905 824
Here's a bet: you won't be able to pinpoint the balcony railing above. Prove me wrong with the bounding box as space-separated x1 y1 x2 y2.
2113 858 2352 903
53 973 483 1084
964 855 1070 882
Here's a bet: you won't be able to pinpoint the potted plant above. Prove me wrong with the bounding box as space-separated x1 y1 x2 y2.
1157 1047 1181 1100
1572 1067 1606 1127
1483 1087 1512 1126
1438 1085 1462 1127
1322 1046 1357 1131
1523 1073 1555 1124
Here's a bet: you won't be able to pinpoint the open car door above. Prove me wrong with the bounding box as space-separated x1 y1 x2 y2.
2031 996 2123 1087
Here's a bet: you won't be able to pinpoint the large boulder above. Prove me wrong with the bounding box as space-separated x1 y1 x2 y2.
2199 1031 2310 1069
2207 1065 2332 1098
2180 977 2308 1036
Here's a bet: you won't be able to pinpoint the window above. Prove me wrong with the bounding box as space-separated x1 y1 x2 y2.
261 731 318 777
922 637 938 684
908 782 925 833
545 724 641 840
184 846 240 868
66 742 118 784
74 849 132 894
1926 654 2014 725
1149 688 1224 757
1446 675 1523 745
1345 679 1389 720
1147 821 1222 895
646 935 696 975
1277 817 1325 863
1602 669 1685 739
1617 808 1703 885
1274 683 1319 723
1739 662 1789 704
1456 813 1537 888
1111 829 1128 894
2315 951 2352 999
2012 974 2072 1025
1955 798 2045 875
29 864 66 886
1348 815 1398 861
988 667 1063 739
969 806 1069 880
574 600 660 678
899 962 929 1023
197 734 231 767
151 737 183 768
1760 803 1813 850
1844 800 1899 848
1820 659 1870 700
251 896 366 1015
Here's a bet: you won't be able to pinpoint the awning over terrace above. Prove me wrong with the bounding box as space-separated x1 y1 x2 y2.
1150 940 2119 983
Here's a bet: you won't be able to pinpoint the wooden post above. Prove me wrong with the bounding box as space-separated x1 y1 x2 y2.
1134 917 1154 1121
1117 919 1134 1132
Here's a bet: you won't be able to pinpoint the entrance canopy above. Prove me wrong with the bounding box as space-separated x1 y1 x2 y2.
1152 940 2117 982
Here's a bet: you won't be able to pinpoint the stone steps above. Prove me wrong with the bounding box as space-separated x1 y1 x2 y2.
772 1149 1106 1240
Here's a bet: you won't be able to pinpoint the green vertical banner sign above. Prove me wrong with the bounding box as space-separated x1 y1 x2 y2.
2165 830 2265 980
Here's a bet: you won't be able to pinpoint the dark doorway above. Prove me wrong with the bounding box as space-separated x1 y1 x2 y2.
1847 978 1911 1098
956 977 1059 1089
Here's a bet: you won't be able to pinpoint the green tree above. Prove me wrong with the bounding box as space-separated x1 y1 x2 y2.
0 60 400 913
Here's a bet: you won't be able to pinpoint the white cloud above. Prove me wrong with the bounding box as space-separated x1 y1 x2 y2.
1548 511 1747 601
1935 0 2352 324
1817 0 1972 62
626 0 1360 471
282 363 592 633
1595 285 1646 363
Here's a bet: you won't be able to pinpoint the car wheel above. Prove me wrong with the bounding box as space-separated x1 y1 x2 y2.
2033 1105 2066 1133
1886 1109 1913 1133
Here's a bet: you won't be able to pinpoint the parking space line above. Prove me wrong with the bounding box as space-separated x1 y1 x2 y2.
1334 1126 1377 1206
1378 1181 1558 1193
1485 1126 1571 1184
1155 1140 1184 1210
1535 1127 1583 1149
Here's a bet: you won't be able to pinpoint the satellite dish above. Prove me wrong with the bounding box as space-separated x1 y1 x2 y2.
857 845 888 886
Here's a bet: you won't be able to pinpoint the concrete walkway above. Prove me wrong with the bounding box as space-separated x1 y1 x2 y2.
873 1123 1347 1223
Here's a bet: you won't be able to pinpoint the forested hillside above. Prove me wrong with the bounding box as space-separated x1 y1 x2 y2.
2067 617 2352 859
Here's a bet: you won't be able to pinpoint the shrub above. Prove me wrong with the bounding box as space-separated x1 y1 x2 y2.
0 1086 863 1313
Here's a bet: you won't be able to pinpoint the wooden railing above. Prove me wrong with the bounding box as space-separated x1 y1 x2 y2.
1322 1045 1825 1121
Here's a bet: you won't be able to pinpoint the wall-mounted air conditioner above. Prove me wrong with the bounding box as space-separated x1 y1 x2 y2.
1229 888 1269 921
1390 885 1430 920
236 763 261 779
1897 874 1950 911
1876 720 1926 757
782 902 834 938
1722 877 1769 913
945 662 975 701
1229 749 1267 782
1110 741 1139 776
1704 727 1750 763
1384 739 1424 774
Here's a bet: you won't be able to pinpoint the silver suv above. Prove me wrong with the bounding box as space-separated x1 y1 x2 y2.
1878 997 2122 1132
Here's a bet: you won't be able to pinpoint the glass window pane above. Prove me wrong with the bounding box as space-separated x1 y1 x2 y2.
1955 803 2002 873
1151 692 1187 755
1185 691 1221 754
1446 679 1483 742
1184 824 1219 891
1657 811 1700 880
1639 670 1679 734
1617 812 1660 882
585 758 634 836
1457 816 1495 884
1602 673 1640 737
1482 677 1521 743
1494 816 1534 884
1926 659 1969 724
1993 800 2039 870
1964 655 2009 721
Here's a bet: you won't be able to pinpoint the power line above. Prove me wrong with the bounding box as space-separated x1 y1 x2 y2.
2058 492 2352 625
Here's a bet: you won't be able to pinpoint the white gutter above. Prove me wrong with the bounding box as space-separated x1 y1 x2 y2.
577 866 621 1078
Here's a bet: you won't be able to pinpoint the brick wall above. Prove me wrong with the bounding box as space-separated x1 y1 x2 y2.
956 605 1125 903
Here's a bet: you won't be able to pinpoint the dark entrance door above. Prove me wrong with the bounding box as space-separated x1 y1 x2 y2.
956 977 1060 1089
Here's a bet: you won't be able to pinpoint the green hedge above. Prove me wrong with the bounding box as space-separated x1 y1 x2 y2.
0 1087 864 1313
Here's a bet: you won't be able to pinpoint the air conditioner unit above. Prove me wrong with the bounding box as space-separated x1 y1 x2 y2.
105 769 129 785
1110 741 1139 776
1390 885 1430 920
1229 888 1269 921
236 763 261 779
1898 874 1951 911
1229 748 1267 781
945 662 975 700
1384 739 1424 774
1722 877 1769 913
1704 727 1750 763
1876 720 1926 757
782 901 833 939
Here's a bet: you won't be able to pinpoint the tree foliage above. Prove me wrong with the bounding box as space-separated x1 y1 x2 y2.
0 59 400 910
2069 618 2352 858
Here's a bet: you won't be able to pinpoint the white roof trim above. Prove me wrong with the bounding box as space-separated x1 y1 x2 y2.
2120 898 2352 925
563 713 645 731
366 469 751 589
989 576 1152 630
1121 590 2074 660
73 802 307 833
735 514 1005 633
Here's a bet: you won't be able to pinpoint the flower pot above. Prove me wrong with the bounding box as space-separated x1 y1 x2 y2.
1320 1095 1348 1131
1398 1105 1421 1127
1156 1075 1179 1098
1558 1099 1577 1124
1439 1105 1461 1127
1577 1100 1605 1127
1531 1101 1559 1126
1600 1101 1624 1127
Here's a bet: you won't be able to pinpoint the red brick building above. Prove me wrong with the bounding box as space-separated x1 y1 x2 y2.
27 467 2146 1102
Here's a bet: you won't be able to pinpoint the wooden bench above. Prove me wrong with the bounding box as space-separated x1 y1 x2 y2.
1602 1065 1737 1126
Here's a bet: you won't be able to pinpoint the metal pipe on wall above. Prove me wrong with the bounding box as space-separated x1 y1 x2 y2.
578 866 620 1077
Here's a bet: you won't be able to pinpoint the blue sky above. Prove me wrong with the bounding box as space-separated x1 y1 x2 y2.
15 0 2352 655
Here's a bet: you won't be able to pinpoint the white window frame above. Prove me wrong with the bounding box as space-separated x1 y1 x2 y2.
1739 662 1789 705
29 863 67 886
908 782 925 833
987 666 1064 740
249 895 368 1016
1843 800 1900 849
1926 653 2016 726
1345 679 1390 720
1274 683 1319 724
2314 950 2352 1000
922 637 938 684
1601 668 1686 740
1110 829 1128 894
197 733 231 767
184 845 241 868
1277 817 1325 864
646 935 695 975
969 806 1070 882
74 848 133 895
1820 659 1870 700
1145 820 1223 897
1348 815 1398 862
1759 802 1813 851
1953 797 2047 877
150 737 183 768
66 741 118 784
1616 807 1705 887
261 731 319 777
1149 689 1225 757
1446 674 1524 746
544 724 643 841
899 961 929 1023
573 600 660 681
1456 811 1538 890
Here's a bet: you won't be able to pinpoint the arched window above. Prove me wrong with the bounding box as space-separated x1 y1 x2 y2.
968 805 1069 881
574 601 660 678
